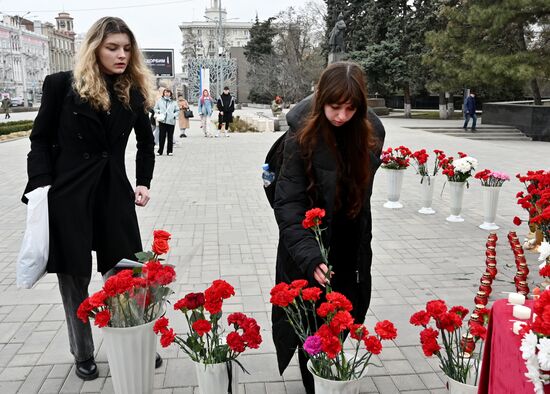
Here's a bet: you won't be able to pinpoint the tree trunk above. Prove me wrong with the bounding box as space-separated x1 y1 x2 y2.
439 92 446 119
403 83 411 118
447 92 455 119
531 79 542 105
517 24 542 105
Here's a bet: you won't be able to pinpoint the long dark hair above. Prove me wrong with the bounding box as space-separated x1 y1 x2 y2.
297 61 377 218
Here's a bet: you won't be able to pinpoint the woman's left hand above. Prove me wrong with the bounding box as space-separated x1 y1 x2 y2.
135 185 150 207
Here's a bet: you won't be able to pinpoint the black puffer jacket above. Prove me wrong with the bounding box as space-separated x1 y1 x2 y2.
272 95 386 374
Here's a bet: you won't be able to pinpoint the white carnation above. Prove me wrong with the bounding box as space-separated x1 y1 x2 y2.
452 157 477 174
538 242 550 262
521 331 539 360
537 338 550 370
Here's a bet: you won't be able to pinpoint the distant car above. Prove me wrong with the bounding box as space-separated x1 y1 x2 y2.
10 97 24 107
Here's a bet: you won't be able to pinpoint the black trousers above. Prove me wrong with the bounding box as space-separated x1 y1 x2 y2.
299 350 315 394
218 121 230 130
158 122 174 155
57 268 119 362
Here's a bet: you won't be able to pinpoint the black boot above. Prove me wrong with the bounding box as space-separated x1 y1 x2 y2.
156 353 163 368
75 357 99 380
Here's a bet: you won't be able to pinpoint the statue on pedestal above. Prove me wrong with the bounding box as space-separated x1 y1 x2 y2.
328 13 346 64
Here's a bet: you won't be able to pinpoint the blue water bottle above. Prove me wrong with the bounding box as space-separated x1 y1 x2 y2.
262 163 275 187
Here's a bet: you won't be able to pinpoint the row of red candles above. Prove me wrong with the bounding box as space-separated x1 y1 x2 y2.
473 232 499 308
507 231 530 296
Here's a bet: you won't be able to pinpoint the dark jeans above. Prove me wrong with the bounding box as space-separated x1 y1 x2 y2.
57 268 119 362
57 273 94 362
158 122 174 154
463 113 477 129
218 121 230 130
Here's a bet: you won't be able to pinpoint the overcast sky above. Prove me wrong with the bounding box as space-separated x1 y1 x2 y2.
1 0 305 71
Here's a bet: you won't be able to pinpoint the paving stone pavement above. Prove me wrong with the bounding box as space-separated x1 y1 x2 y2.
1 109 549 393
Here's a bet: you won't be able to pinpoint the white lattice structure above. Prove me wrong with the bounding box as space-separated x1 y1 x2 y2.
187 57 237 102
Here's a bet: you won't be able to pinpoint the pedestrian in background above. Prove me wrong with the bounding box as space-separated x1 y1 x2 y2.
216 86 235 137
177 95 190 139
23 16 156 381
154 88 179 155
463 91 477 132
2 96 11 119
271 61 385 394
198 88 214 137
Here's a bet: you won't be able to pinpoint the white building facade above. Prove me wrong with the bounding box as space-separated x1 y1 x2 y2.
179 0 252 101
0 15 50 103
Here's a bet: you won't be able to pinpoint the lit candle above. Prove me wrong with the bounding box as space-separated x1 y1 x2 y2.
512 321 526 335
513 305 531 320
508 292 525 305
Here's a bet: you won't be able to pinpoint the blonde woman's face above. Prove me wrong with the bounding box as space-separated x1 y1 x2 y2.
98 33 131 75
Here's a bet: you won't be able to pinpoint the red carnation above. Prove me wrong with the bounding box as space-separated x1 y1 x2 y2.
226 332 246 353
153 317 170 334
88 291 107 308
449 306 469 318
410 310 431 326
302 287 322 302
77 299 92 323
174 292 205 311
317 325 342 359
364 336 382 355
513 216 522 226
326 292 353 312
374 320 397 340
302 208 326 229
426 300 447 318
437 312 462 332
350 324 368 341
317 302 337 318
290 279 308 290
227 312 247 326
94 310 111 328
192 319 212 336
160 328 176 347
421 337 441 356
329 311 354 334
540 265 550 278
470 323 487 340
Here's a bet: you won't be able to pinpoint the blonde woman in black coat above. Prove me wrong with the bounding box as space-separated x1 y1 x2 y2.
272 62 385 393
23 17 156 380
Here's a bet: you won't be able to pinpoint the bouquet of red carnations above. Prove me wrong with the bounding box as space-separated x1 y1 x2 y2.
153 279 262 365
410 299 489 385
77 230 175 328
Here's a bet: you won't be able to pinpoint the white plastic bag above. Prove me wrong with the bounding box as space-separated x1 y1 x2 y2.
16 185 50 289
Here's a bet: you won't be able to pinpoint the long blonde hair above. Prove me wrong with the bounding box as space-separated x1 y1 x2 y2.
73 17 155 112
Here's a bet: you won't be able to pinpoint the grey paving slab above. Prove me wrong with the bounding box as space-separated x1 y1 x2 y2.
1 111 550 393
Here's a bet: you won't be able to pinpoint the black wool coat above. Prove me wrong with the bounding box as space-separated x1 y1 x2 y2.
272 96 386 374
23 71 155 276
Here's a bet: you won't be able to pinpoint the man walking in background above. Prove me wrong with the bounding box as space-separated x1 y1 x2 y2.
463 91 477 132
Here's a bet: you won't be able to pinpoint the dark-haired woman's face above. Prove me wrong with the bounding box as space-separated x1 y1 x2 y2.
98 33 131 75
324 101 356 127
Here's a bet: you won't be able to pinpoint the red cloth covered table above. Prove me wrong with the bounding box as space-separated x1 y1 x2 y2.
478 298 550 393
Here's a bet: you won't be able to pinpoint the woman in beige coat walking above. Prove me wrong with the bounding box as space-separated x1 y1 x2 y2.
177 96 190 138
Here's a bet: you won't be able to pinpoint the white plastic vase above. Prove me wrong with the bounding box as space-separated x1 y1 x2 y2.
446 181 466 222
418 175 436 215
383 168 406 209
307 359 368 394
102 319 157 394
446 376 478 394
194 360 239 394
479 186 501 230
